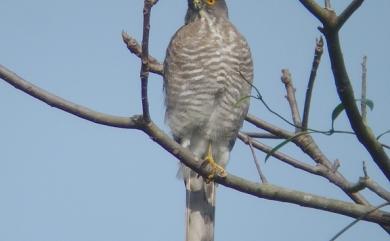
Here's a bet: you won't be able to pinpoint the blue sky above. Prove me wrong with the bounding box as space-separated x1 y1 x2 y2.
0 1 389 241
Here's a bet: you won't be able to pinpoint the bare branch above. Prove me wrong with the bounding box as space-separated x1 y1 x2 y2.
281 69 302 130
245 114 294 140
122 31 163 75
245 135 268 183
139 0 155 122
337 0 365 30
241 132 282 139
299 0 365 31
0 64 144 129
298 0 331 24
302 37 324 130
365 178 390 202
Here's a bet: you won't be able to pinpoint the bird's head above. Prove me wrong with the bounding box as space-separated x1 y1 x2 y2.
185 0 229 23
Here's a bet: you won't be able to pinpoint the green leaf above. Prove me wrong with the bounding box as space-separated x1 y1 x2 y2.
265 132 308 162
331 99 374 129
365 99 374 110
331 103 345 130
356 98 374 111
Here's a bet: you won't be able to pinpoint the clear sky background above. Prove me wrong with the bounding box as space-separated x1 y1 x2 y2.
0 1 389 241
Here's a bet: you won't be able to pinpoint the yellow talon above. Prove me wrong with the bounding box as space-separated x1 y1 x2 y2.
201 143 227 182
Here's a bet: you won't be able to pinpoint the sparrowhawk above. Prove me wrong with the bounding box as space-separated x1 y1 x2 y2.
163 1 253 241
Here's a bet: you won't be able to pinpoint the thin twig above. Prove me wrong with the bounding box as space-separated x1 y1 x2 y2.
245 114 294 139
122 31 163 75
382 143 390 150
242 132 283 139
329 202 390 241
361 56 368 121
302 37 324 130
365 178 390 202
247 136 268 183
139 0 156 123
344 161 390 202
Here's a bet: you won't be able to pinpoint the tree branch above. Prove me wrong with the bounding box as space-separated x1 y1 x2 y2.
302 37 324 130
122 31 163 75
245 114 294 139
0 65 144 129
241 132 282 139
139 0 155 123
365 178 390 202
337 0 365 30
298 0 331 24
246 136 268 183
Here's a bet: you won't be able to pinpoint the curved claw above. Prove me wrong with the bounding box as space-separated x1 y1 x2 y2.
201 143 227 183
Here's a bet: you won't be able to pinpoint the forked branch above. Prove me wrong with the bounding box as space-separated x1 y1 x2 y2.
298 0 390 180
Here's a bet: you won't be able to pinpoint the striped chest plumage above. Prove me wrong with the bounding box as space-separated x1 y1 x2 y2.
164 12 253 149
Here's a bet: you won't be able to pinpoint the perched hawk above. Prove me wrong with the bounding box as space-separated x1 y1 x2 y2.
163 0 253 240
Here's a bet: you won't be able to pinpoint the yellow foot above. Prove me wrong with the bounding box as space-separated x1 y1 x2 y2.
200 143 227 182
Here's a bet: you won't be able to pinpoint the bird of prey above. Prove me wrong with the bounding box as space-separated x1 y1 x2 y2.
163 0 253 240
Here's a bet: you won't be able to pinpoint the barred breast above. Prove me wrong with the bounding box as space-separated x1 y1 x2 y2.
164 14 253 150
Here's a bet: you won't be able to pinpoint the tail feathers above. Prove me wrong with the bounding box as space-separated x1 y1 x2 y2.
185 170 216 241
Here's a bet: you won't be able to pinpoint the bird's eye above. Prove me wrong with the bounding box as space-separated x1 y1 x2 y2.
205 0 216 5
